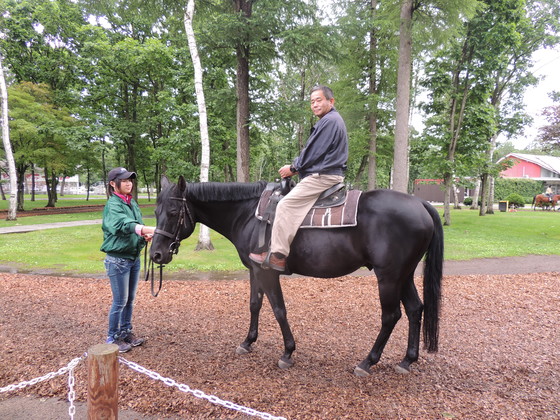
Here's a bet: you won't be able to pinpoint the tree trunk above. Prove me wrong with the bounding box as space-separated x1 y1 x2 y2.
30 164 36 201
234 0 252 182
185 0 214 251
297 69 306 151
485 132 499 215
443 175 452 226
16 163 26 212
129 83 139 201
392 0 413 193
487 175 495 214
354 155 368 186
479 173 488 216
442 44 471 223
453 183 460 209
142 171 150 201
44 168 57 208
470 178 480 210
367 0 379 191
0 53 17 220
101 144 109 198
86 168 91 201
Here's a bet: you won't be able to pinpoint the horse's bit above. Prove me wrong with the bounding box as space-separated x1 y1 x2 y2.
144 193 195 296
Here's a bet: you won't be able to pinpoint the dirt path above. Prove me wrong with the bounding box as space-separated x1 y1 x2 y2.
0 257 559 419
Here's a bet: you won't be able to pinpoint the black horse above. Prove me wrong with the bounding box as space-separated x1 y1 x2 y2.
150 176 443 376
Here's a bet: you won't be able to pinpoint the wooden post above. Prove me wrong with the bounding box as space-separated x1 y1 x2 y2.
88 343 119 420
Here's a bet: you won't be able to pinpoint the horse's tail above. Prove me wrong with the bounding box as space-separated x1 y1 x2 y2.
422 202 443 353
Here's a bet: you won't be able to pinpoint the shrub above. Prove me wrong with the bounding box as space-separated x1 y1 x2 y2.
494 178 544 201
463 197 473 206
505 193 526 208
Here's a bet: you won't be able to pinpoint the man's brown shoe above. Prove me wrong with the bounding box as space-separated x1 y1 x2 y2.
266 252 286 271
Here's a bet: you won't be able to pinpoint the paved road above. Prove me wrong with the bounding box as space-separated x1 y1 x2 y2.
0 219 103 234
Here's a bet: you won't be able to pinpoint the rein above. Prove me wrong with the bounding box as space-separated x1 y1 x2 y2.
144 193 195 297
143 247 164 297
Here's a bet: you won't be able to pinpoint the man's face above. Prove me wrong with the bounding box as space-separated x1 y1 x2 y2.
310 90 334 118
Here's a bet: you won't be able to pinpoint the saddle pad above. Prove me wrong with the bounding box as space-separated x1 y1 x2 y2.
255 188 362 228
300 189 362 228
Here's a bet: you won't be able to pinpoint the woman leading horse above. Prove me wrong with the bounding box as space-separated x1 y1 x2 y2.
150 176 443 376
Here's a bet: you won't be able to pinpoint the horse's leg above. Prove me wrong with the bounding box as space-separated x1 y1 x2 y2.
395 275 423 374
355 277 402 377
260 271 296 369
236 269 264 355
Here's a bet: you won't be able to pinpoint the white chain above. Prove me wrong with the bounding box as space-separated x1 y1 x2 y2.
0 354 85 420
67 362 77 420
0 354 85 394
119 357 287 420
1 353 286 420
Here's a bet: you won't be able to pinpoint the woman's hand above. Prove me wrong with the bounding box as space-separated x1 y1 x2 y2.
142 226 156 242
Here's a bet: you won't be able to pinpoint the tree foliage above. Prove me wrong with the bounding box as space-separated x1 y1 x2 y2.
537 104 560 151
417 0 559 224
0 0 558 213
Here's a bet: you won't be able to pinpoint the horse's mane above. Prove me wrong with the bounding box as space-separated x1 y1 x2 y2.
186 181 268 202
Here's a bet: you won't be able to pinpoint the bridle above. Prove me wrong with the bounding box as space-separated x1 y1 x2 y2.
144 191 195 296
154 194 195 255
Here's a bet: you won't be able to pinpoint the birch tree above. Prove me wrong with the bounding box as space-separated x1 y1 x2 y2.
0 53 17 220
184 0 214 250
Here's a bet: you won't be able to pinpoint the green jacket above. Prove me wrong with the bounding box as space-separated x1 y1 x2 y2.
100 194 146 260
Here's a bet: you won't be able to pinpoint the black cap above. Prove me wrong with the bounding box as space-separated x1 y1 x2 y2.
108 167 137 182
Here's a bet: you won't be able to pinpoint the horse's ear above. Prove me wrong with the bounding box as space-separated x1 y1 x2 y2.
161 175 170 189
178 175 187 193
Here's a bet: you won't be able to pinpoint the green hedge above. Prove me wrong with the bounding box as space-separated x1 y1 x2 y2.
494 178 544 201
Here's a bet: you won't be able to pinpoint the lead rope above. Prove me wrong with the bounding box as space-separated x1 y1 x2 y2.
144 244 163 297
143 192 192 298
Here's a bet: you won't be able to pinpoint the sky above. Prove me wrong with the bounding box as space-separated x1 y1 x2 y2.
507 47 560 149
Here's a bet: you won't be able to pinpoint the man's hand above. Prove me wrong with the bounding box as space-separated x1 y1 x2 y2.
278 164 295 178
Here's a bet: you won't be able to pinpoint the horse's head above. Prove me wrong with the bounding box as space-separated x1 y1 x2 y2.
150 175 196 265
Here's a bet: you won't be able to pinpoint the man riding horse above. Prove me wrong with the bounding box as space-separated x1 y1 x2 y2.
249 85 348 272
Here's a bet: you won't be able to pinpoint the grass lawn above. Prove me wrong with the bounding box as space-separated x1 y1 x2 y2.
0 203 558 276
443 208 559 259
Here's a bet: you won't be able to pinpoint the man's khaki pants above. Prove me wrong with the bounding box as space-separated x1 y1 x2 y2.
270 174 344 256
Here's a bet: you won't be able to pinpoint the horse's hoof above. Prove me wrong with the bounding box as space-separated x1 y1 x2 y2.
277 357 294 369
394 363 411 374
353 366 370 377
236 345 251 355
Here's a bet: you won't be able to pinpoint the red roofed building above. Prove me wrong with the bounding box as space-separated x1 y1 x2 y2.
498 153 560 194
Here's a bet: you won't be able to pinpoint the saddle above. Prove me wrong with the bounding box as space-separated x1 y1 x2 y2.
254 178 362 249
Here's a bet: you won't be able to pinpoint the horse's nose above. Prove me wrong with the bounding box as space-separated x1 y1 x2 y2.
151 251 163 264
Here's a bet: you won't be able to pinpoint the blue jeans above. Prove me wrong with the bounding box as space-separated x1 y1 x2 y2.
105 255 141 340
